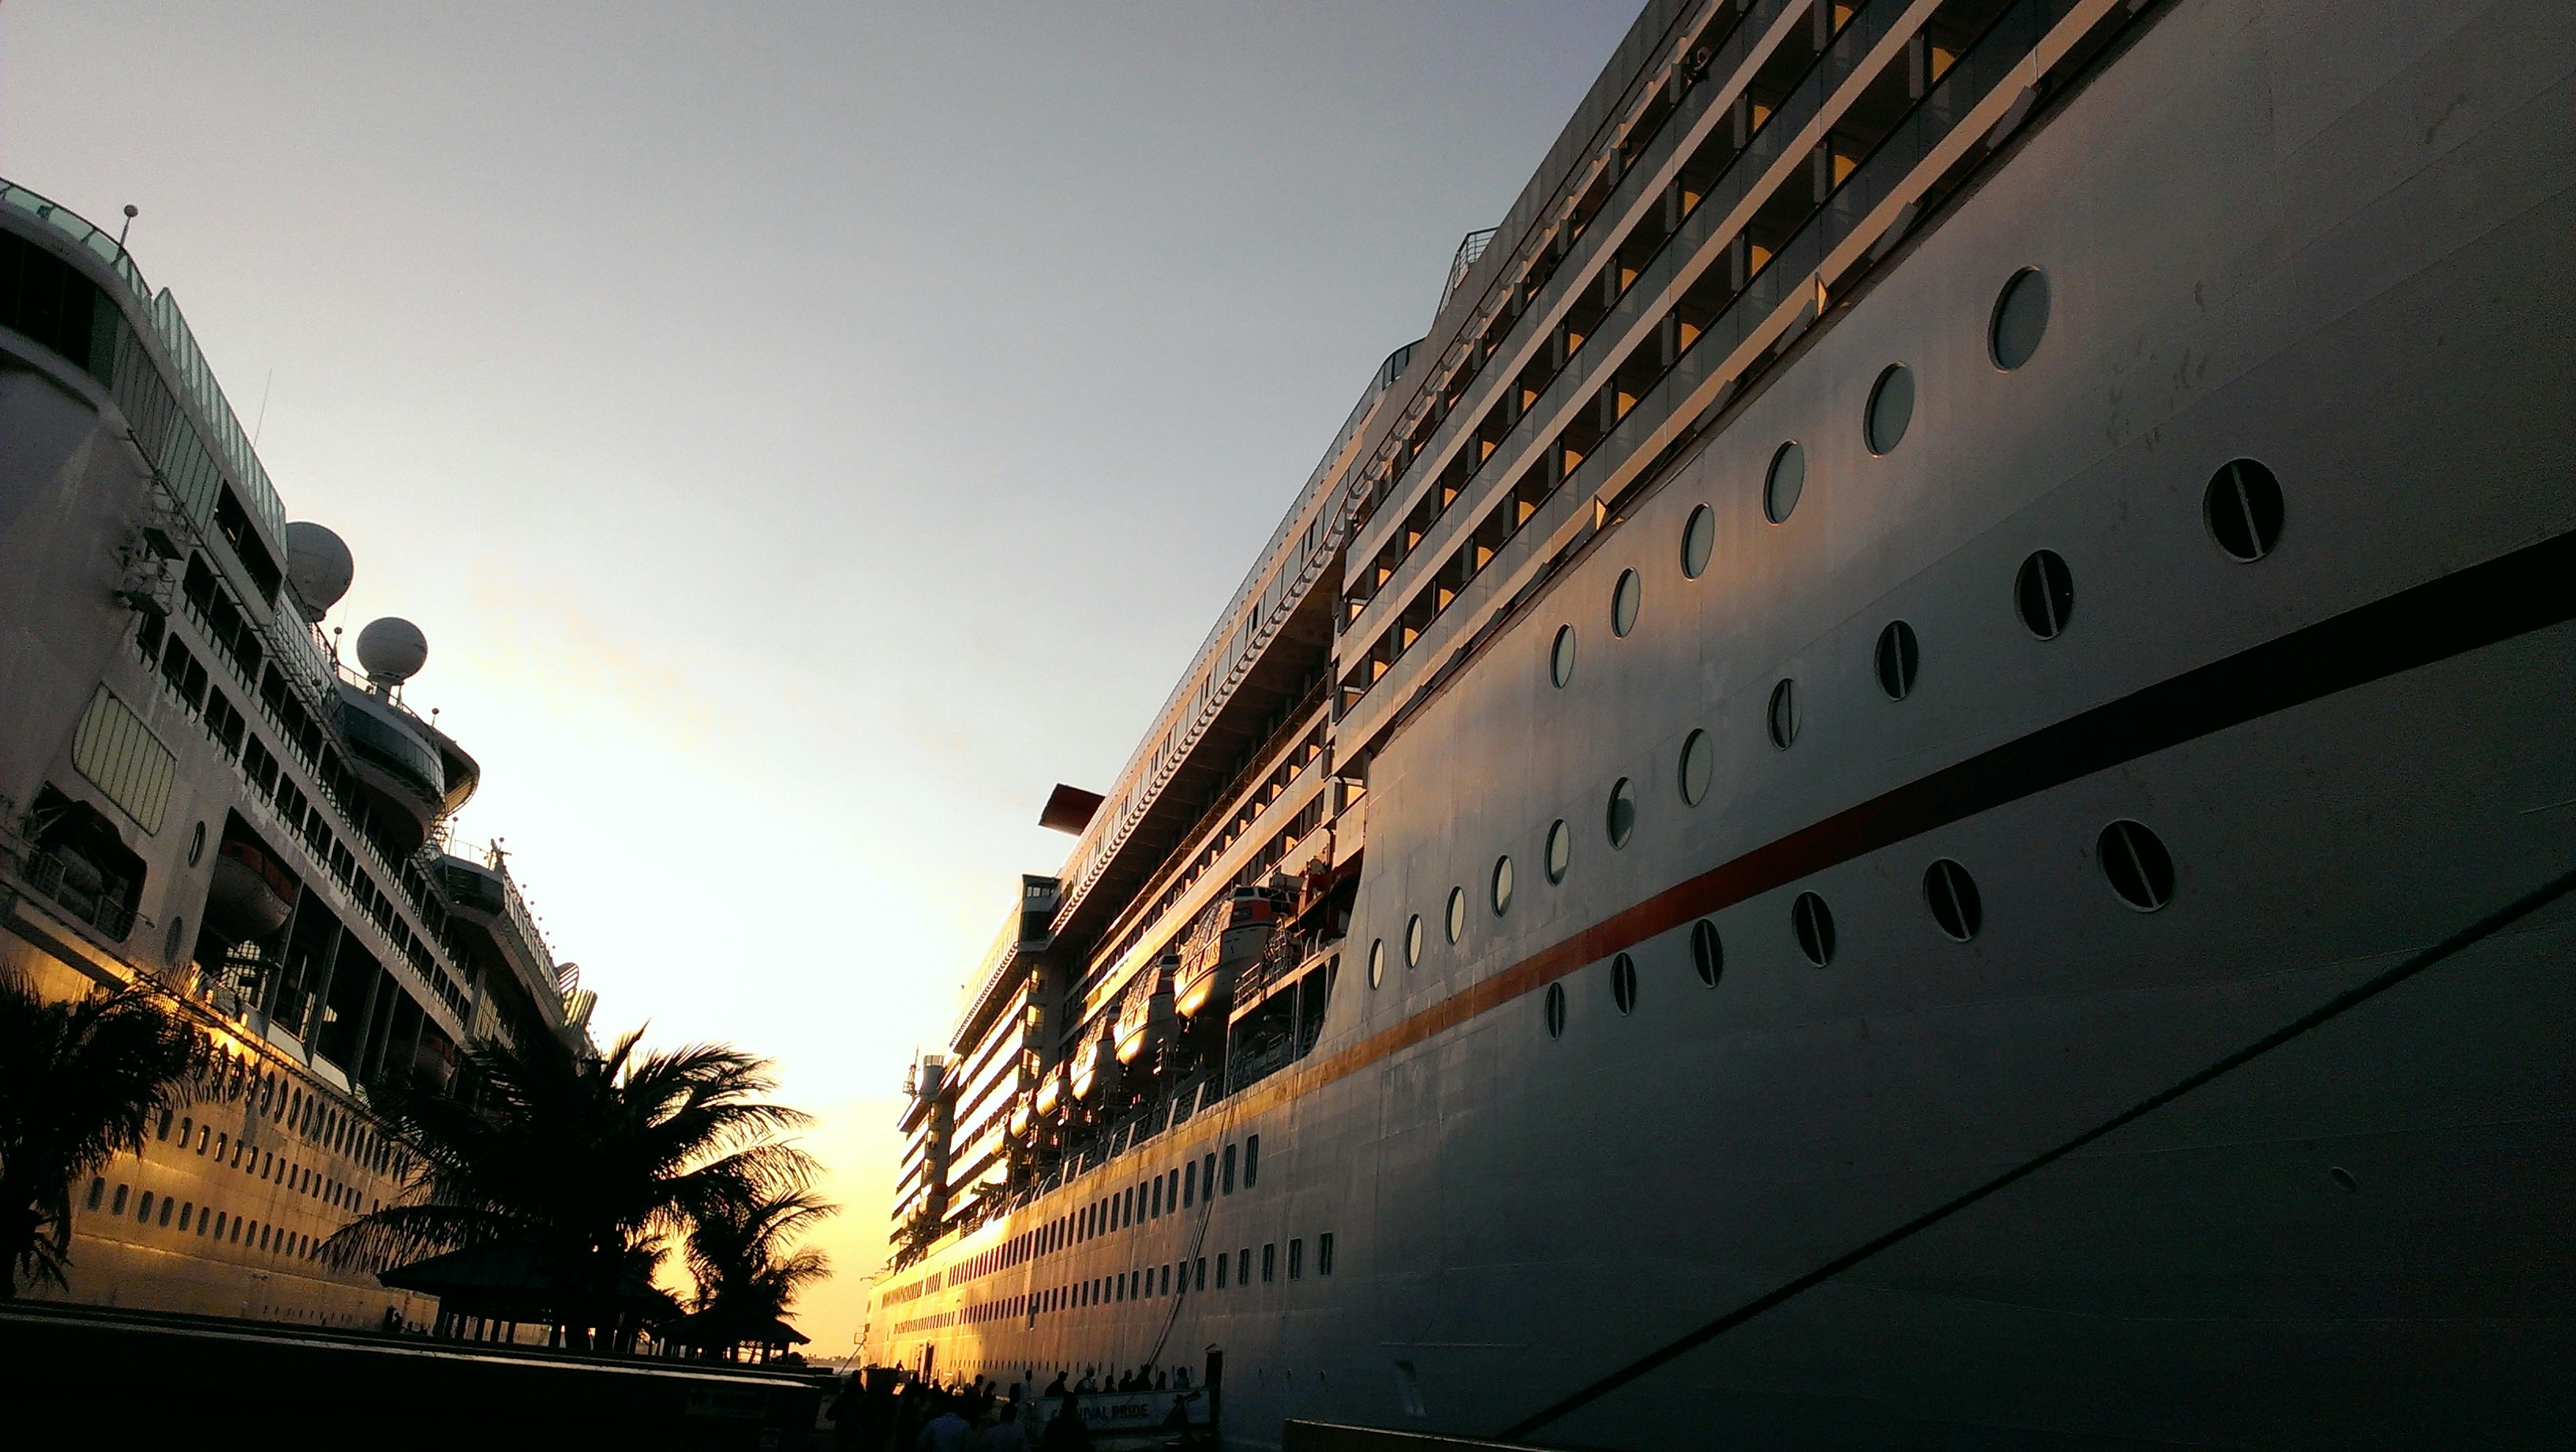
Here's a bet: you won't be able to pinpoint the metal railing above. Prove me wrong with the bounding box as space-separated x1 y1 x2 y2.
16 850 137 941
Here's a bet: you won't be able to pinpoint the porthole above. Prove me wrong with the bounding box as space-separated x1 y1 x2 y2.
2098 819 2176 912
1990 268 2050 370
1764 441 1806 524
1405 915 1425 967
1491 856 1515 915
1792 891 1836 967
1551 626 1578 687
1680 504 1714 578
1611 953 1638 1015
1690 919 1723 986
1544 820 1571 883
1544 982 1567 1038
1368 939 1385 989
2203 459 2284 562
1874 620 1919 700
1679 729 1713 806
2015 549 2074 638
1445 887 1466 945
1923 859 1982 941
187 821 206 866
1865 364 1915 455
1612 569 1642 638
1766 679 1799 749
1606 778 1638 848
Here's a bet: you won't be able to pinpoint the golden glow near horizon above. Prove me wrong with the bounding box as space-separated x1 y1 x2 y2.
2 0 1633 1355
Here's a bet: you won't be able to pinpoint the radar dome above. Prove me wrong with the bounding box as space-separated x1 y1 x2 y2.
284 522 354 622
356 617 429 685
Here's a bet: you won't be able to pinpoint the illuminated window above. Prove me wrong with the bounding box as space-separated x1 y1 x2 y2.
1368 938 1385 988
1406 915 1424 968
1445 887 1466 944
1491 856 1515 915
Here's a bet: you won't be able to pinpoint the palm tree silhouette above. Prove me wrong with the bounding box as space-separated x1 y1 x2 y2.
0 977 202 1297
682 1186 834 1357
333 1026 815 1349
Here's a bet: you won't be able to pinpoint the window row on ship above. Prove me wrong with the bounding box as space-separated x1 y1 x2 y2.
1335 0 2117 732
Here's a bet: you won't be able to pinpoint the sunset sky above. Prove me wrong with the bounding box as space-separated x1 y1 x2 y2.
2 1 1632 1354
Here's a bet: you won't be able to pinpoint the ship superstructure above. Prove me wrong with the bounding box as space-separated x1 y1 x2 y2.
880 0 2576 1443
0 182 598 1327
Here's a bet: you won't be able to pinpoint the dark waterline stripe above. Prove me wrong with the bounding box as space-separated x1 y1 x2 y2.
1226 526 2576 1128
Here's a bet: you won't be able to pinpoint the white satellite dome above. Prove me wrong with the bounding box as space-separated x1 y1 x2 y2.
355 616 429 685
283 522 354 622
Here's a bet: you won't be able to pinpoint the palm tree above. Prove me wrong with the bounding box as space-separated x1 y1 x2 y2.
332 1027 816 1348
0 975 203 1297
683 1186 834 1357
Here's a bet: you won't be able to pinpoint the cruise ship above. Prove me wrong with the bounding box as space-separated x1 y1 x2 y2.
870 0 2575 1444
0 181 597 1327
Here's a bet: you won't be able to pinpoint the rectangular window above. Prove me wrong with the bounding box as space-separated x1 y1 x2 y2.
1161 1264 1172 1295
1222 1144 1237 1194
1289 1239 1303 1279
1183 1161 1196 1207
1204 1152 1217 1198
1121 1188 1133 1226
1262 1244 1276 1282
1196 1256 1207 1291
1319 1233 1335 1276
1151 1177 1163 1218
1215 1254 1227 1289
1168 1168 1181 1209
1245 1134 1261 1188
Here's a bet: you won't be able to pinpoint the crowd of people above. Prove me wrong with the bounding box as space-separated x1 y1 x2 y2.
828 1364 1207 1452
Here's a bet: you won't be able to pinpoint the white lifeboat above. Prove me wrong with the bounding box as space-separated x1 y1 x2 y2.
1174 887 1289 1019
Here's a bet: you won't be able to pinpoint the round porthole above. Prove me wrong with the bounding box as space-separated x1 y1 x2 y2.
1551 626 1578 687
2098 819 2176 911
1606 778 1638 848
1406 915 1425 967
187 821 207 867
1792 891 1836 967
1990 268 2050 370
2016 549 2074 639
1764 441 1806 524
1679 729 1713 806
1445 887 1466 945
1612 569 1642 638
1923 858 1982 941
1766 679 1799 749
1680 504 1715 579
1865 364 1915 455
1491 856 1515 915
2203 458 2284 562
1544 982 1567 1038
1368 939 1385 988
1611 953 1638 1015
1690 919 1722 987
1545 820 1571 883
1875 620 1919 700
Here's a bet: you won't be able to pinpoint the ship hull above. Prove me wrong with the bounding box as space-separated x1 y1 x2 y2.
879 0 2576 1444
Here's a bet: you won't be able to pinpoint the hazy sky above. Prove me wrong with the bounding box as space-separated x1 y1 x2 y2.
2 1 1634 1351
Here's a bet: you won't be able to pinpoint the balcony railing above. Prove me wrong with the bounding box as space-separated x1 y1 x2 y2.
17 851 137 941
